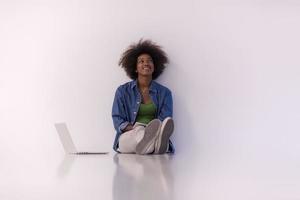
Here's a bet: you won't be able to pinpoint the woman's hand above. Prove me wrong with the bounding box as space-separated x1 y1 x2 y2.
123 124 134 132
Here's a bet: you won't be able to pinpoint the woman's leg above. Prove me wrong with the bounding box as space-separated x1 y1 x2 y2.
154 117 174 154
118 126 145 153
119 119 162 154
136 119 161 155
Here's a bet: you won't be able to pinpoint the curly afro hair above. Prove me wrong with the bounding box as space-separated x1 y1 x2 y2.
119 39 169 80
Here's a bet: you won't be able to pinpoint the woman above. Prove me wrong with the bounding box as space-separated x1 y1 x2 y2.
112 39 175 154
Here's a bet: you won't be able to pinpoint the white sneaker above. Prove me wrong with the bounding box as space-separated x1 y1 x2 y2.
136 119 161 155
154 117 174 154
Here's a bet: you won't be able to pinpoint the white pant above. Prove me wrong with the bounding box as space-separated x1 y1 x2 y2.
118 123 155 154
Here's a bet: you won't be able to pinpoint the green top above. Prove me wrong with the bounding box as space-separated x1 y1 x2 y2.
135 102 156 124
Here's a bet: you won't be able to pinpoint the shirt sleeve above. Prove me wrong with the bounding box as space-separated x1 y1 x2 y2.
158 89 173 121
112 87 130 133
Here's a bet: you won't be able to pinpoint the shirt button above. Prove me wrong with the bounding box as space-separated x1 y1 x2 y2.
134 112 137 115
137 101 139 104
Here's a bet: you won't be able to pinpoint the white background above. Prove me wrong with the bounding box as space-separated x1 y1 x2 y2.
1 0 300 194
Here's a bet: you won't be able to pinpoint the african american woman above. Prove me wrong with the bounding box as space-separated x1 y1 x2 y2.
112 39 175 155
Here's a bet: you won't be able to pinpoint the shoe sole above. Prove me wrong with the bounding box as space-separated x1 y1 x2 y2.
155 118 174 154
136 119 161 155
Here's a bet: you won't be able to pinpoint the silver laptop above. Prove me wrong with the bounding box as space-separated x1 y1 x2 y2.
54 123 109 155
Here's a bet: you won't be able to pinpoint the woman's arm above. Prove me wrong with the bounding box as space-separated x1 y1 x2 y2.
112 87 131 133
157 89 173 121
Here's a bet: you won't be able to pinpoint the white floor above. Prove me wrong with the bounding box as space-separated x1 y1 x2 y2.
1 150 300 200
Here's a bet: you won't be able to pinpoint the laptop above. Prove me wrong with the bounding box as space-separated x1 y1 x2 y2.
54 123 109 155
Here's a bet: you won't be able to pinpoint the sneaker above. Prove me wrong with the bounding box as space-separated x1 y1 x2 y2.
154 117 174 154
136 119 161 155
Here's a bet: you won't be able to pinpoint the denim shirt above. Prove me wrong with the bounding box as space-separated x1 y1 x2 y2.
112 80 175 153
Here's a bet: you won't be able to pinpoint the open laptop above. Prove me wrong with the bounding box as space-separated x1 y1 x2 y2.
54 123 109 155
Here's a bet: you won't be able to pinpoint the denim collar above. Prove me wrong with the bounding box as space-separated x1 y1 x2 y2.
130 79 158 93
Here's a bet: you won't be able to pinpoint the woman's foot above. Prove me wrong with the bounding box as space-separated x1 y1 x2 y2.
136 119 161 155
154 117 174 154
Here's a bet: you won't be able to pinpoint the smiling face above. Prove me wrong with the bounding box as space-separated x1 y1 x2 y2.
136 54 154 78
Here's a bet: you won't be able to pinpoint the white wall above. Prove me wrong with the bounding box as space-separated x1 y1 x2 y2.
1 0 300 164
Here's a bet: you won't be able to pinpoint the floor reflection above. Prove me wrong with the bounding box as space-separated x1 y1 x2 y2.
112 154 174 200
56 155 76 178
